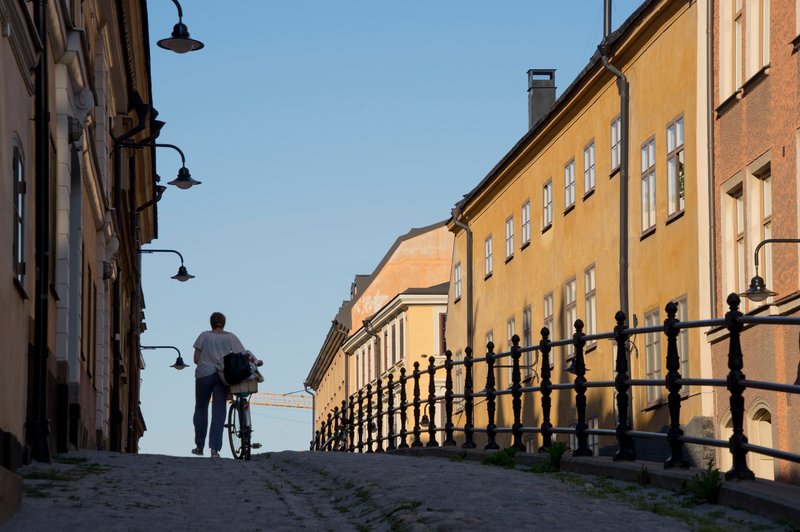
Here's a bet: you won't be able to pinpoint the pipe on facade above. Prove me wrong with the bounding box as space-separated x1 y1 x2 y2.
303 382 316 448
451 207 474 350
599 1 630 324
706 0 717 317
29 0 51 463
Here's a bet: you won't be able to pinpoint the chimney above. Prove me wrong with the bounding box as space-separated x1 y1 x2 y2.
527 69 556 129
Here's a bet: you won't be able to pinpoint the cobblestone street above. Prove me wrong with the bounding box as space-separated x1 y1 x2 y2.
2 450 796 531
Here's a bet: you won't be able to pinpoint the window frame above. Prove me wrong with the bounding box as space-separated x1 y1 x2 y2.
522 306 532 377
12 146 26 289
484 235 493 278
584 140 596 196
610 116 621 173
564 158 576 211
666 116 685 218
542 180 553 230
565 277 577 361
454 262 462 301
505 215 514 261
521 200 531 247
543 292 554 369
644 309 663 404
641 136 657 234
584 265 596 347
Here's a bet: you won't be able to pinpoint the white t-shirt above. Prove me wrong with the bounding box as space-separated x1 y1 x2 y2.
193 330 245 378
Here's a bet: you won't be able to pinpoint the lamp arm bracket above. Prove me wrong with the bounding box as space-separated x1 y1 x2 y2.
140 248 186 265
753 238 800 271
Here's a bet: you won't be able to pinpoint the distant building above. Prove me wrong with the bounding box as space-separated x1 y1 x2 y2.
306 221 452 449
710 0 800 481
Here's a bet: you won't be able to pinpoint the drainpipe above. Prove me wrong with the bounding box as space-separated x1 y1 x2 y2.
599 0 630 324
303 382 316 448
706 0 717 317
451 207 474 350
363 319 381 378
29 0 51 463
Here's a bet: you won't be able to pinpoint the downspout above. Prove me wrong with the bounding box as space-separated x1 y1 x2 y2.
707 0 717 316
451 207 474 350
30 0 51 463
303 382 316 449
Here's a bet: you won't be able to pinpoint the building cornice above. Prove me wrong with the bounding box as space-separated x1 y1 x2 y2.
0 0 42 94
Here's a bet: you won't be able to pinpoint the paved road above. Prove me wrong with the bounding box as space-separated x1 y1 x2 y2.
2 450 792 531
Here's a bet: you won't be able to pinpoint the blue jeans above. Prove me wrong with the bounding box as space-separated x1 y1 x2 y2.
194 373 228 451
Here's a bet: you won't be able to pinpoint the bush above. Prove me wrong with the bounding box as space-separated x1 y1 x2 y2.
685 459 722 504
481 448 517 468
532 441 569 473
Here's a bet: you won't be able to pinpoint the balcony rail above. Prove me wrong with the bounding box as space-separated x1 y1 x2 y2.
312 293 800 480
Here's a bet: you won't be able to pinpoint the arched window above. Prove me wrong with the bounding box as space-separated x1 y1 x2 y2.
749 407 774 480
12 145 26 287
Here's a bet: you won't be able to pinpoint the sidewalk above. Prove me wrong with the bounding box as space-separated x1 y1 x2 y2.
2 449 796 531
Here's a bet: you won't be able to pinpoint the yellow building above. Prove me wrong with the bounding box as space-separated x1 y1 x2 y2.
445 0 714 462
306 221 452 448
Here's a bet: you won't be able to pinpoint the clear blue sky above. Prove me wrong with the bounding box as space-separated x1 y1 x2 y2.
137 0 643 458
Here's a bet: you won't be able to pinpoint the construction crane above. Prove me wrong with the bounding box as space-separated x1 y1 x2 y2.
248 392 312 410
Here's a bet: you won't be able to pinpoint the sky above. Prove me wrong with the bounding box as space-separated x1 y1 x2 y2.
137 0 644 458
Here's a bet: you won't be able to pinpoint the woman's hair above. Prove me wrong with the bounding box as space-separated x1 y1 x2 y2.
210 312 226 329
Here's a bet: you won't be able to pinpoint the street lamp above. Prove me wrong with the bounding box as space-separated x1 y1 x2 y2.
141 345 190 370
156 0 205 54
121 141 202 191
140 248 195 281
740 238 800 302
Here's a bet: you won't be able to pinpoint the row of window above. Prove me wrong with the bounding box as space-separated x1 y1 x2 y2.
354 316 405 390
451 115 686 287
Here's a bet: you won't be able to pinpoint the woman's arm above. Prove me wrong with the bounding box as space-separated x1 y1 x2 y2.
194 348 201 364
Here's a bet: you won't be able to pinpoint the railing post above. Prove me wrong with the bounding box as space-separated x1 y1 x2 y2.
484 342 499 450
613 311 636 461
333 407 340 450
398 367 409 449
314 429 320 451
366 384 373 453
463 347 476 449
571 319 592 456
443 350 456 446
664 302 689 468
357 389 364 453
387 373 396 451
375 378 384 453
724 293 755 480
326 413 332 451
412 362 423 447
348 395 355 453
510 335 524 451
539 327 553 452
340 399 348 452
426 355 439 447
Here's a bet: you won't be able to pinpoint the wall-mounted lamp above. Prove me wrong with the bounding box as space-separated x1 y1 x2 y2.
740 238 800 302
140 248 195 281
157 0 204 53
141 345 189 370
122 142 202 191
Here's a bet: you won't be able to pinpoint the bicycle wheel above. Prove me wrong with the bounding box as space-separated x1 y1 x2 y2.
240 399 252 461
227 400 244 460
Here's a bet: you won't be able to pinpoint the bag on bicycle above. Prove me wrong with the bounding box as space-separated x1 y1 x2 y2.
220 352 252 385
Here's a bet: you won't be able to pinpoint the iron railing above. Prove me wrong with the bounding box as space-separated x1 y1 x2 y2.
313 293 800 480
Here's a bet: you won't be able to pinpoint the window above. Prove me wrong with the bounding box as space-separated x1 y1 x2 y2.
746 0 770 77
522 306 532 377
584 265 596 345
544 292 554 368
439 313 447 355
667 117 685 216
610 117 621 172
521 201 531 246
569 416 599 454
584 141 595 194
505 216 514 260
384 330 389 372
391 323 397 366
735 0 743 88
675 296 689 388
759 170 772 293
645 309 662 403
399 318 404 360
733 187 746 294
13 147 26 285
564 159 576 210
454 262 462 300
484 236 493 277
641 137 656 232
485 330 494 355
454 350 463 408
565 277 577 361
506 316 516 384
543 180 553 229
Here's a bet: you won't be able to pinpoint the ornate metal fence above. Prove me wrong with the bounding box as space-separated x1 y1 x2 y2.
313 294 800 480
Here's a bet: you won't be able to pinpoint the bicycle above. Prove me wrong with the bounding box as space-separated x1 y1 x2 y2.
224 356 264 460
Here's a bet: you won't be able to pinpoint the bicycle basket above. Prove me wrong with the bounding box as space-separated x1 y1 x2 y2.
220 352 252 385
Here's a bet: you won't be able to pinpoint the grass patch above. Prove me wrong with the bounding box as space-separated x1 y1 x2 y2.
22 470 75 481
531 441 568 473
52 456 89 465
481 448 516 468
685 460 722 504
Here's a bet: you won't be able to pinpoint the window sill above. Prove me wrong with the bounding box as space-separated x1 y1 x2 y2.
13 278 29 300
583 188 595 201
792 34 800 54
484 272 493 281
715 88 742 118
642 398 666 412
665 209 685 226
741 64 770 96
520 241 530 252
609 166 620 179
563 204 575 216
505 254 514 264
541 223 552 235
640 226 656 241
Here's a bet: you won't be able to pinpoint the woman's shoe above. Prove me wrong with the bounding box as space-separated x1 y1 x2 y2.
191 448 203 456
210 449 220 458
